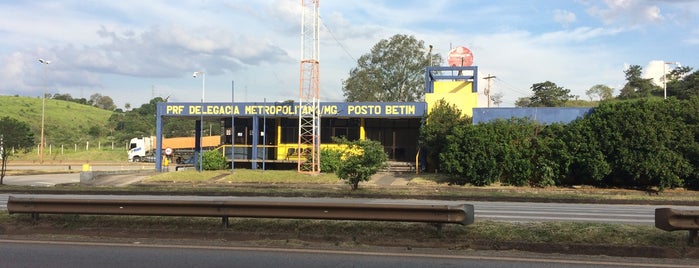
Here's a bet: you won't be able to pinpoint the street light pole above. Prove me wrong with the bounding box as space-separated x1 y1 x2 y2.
193 71 205 172
38 59 51 164
663 61 681 100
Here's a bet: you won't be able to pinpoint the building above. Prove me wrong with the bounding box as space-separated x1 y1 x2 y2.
153 66 480 172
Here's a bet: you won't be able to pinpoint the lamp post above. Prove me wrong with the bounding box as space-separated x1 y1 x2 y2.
663 61 681 100
38 59 51 163
193 71 205 172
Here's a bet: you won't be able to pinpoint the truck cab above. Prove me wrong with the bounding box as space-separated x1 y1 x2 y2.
128 137 152 162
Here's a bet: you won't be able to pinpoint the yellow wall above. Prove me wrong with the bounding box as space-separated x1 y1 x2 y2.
424 81 478 118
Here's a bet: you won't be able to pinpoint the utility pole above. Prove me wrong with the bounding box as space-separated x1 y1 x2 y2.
483 74 496 107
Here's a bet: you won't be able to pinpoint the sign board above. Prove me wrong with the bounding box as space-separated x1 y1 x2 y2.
159 102 427 118
164 147 173 156
447 46 474 67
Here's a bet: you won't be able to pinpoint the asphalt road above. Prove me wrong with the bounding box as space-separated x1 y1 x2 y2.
1 164 152 186
1 240 695 268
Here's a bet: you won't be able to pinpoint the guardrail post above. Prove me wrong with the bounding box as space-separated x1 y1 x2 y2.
222 216 230 228
655 208 699 246
688 230 698 246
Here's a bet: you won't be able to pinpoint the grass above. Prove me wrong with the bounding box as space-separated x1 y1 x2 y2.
11 149 126 162
2 166 697 204
0 212 688 251
146 169 340 184
0 95 114 147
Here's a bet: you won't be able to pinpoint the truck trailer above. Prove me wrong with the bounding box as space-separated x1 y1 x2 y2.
127 136 220 163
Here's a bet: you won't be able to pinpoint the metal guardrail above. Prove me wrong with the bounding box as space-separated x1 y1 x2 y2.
655 208 699 245
7 195 474 227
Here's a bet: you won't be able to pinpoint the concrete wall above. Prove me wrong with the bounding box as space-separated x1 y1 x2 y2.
425 81 479 118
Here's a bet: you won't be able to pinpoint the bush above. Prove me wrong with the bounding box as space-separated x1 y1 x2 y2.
320 148 343 173
202 150 226 170
333 138 387 190
440 124 500 186
419 99 470 172
585 99 693 190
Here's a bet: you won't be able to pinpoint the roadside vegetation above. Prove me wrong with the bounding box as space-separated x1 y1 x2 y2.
420 97 699 192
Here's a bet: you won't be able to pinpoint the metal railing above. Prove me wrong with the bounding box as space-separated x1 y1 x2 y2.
655 208 699 245
8 195 474 227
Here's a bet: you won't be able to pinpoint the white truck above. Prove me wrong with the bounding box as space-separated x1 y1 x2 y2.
128 137 156 162
128 135 221 162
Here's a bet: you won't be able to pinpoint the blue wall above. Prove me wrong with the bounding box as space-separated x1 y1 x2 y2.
472 107 594 125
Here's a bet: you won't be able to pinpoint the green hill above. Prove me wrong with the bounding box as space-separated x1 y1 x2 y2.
0 95 115 150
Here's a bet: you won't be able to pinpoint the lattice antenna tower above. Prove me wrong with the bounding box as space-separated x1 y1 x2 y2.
297 0 321 174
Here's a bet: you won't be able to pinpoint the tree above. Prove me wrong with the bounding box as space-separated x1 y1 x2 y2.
419 99 469 171
108 97 165 143
666 68 699 99
342 34 441 102
90 93 116 111
514 97 531 107
586 84 614 101
334 138 387 190
618 65 659 99
490 92 504 107
528 81 574 107
52 93 74 101
0 117 35 184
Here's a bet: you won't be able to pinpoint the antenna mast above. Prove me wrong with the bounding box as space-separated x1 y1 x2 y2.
297 0 320 174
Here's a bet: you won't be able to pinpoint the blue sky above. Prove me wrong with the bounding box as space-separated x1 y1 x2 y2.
0 0 697 108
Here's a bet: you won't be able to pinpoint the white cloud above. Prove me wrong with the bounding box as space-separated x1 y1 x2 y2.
0 1 696 109
553 9 577 26
586 0 665 26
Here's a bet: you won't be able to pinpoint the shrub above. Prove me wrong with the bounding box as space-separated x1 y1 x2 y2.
334 138 387 190
202 150 226 170
320 148 343 173
419 99 470 172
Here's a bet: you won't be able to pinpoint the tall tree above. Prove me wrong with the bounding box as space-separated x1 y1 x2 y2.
419 99 470 171
586 84 614 101
618 65 659 99
666 67 698 99
342 34 441 102
0 117 35 184
527 81 574 107
90 93 116 111
108 97 165 143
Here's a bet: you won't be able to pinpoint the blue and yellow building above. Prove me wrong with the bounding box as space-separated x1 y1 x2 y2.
153 66 480 171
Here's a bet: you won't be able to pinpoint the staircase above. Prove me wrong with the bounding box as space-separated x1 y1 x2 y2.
382 161 415 173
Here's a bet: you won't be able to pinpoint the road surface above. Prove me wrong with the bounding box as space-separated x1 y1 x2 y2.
0 240 695 268
1 164 152 186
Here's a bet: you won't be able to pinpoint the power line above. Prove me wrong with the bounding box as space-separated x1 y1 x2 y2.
318 15 356 62
494 77 531 96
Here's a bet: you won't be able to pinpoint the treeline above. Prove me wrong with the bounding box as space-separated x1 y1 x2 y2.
515 64 698 107
421 97 699 191
107 97 204 143
51 93 117 111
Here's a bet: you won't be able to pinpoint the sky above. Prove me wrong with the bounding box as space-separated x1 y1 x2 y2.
0 0 697 109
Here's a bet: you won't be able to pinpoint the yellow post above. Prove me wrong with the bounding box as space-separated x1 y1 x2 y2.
360 118 366 140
